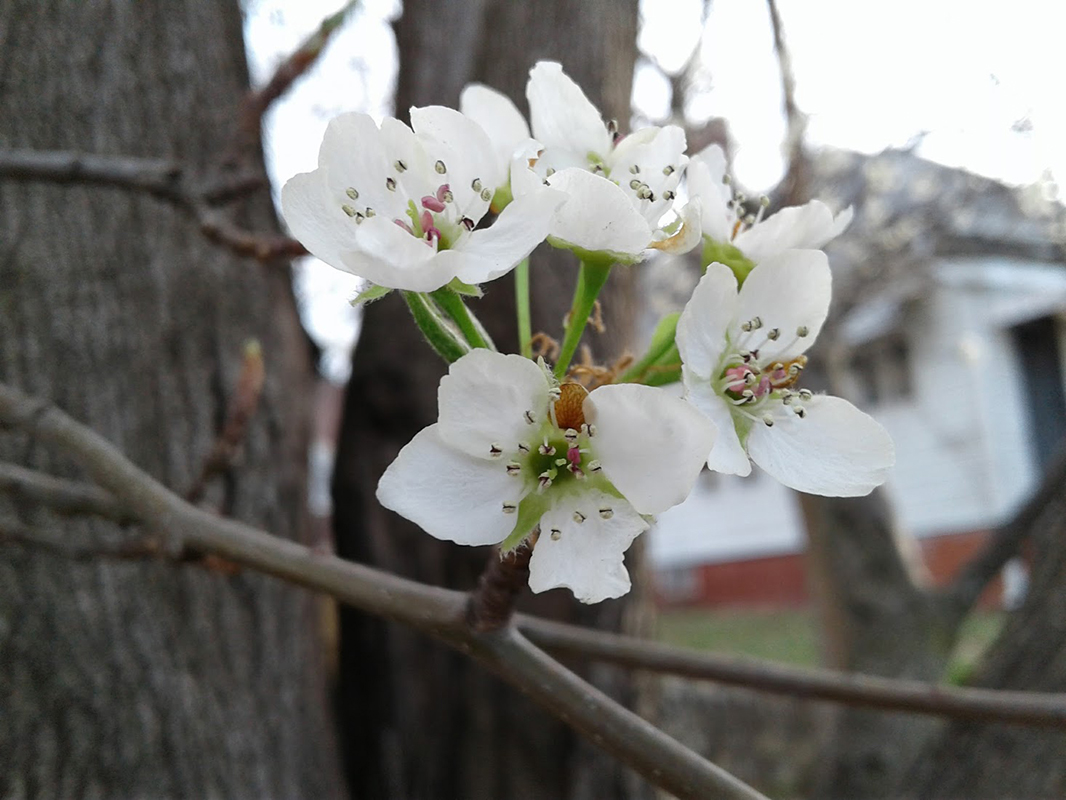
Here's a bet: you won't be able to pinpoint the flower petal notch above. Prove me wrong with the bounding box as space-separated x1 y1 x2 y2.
676 250 894 496
281 110 563 292
377 350 716 603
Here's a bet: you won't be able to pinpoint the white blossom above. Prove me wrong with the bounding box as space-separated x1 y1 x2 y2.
687 143 853 266
377 350 716 603
281 109 563 292
462 61 700 262
676 250 894 497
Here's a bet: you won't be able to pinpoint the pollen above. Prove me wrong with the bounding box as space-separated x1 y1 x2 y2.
554 383 588 431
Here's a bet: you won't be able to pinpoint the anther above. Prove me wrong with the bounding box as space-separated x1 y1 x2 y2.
796 325 809 337
767 328 780 341
506 462 522 476
630 179 642 190
795 406 807 419
663 190 676 200
573 511 586 524
663 165 675 176
751 316 763 329
550 528 562 541
563 428 578 444
588 460 602 473
346 187 359 200
539 442 556 456
342 204 357 217
629 164 640 174
480 188 492 202
489 444 502 458
799 389 813 400
599 507 614 520
538 472 553 491
502 502 517 514
386 177 397 191
763 415 774 427
394 159 407 173
607 119 618 136
517 443 531 453
546 167 556 177
365 207 376 218
434 160 447 174
524 410 536 424
471 178 483 193
548 386 562 402
461 217 475 231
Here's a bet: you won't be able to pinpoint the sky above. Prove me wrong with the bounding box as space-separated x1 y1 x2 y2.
243 0 1063 380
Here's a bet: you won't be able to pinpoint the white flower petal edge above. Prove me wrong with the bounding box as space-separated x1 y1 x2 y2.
683 370 752 476
746 395 894 497
458 84 531 190
542 168 654 257
438 350 551 460
583 384 716 515
675 262 738 378
377 425 529 546
528 491 647 603
527 61 612 160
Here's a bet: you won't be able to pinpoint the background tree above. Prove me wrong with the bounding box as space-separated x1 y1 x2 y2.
0 2 345 797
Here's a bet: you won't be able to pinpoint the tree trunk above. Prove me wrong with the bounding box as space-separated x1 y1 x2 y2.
0 3 344 798
331 2 650 798
905 467 1066 799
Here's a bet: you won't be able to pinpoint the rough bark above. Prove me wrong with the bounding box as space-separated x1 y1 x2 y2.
0 3 344 798
905 466 1066 799
331 2 649 798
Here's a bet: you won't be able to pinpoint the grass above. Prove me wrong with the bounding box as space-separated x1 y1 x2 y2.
656 607 1006 678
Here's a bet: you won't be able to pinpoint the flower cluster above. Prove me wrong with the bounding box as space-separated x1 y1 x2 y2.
281 61 894 604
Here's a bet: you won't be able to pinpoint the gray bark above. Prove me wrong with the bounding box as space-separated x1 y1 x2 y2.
0 2 344 798
331 2 651 798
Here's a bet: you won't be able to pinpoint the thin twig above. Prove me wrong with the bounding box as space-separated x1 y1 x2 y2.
0 514 169 561
518 616 1066 728
0 380 763 800
766 0 809 205
0 148 305 263
0 461 131 523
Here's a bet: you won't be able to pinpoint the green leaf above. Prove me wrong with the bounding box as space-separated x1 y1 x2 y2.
447 277 483 298
350 283 391 307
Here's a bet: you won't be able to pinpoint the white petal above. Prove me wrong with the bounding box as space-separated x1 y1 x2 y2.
352 216 456 291
676 264 738 379
317 113 405 219
460 84 531 186
650 198 702 255
377 425 528 546
526 61 612 158
747 395 894 497
380 116 435 202
735 249 831 362
546 168 653 256
437 350 551 459
583 384 716 515
687 144 735 243
509 138 550 198
527 491 648 603
280 169 359 270
442 187 565 285
411 104 502 207
609 125 688 225
683 371 752 476
735 200 852 263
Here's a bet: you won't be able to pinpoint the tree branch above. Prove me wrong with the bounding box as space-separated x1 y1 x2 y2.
0 148 306 263
935 440 1066 630
518 616 1066 729
766 0 809 205
0 379 764 800
0 461 132 523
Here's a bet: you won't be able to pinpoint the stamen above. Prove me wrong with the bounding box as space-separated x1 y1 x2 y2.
471 178 483 193
434 160 447 174
506 462 522 476
599 507 614 519
797 325 809 337
766 328 780 341
517 443 531 453
538 472 553 492
341 204 357 217
663 165 675 176
461 217 475 231
550 528 562 541
539 441 556 456
573 511 586 524
588 460 602 473
502 502 517 514
546 167 556 177
629 179 642 190
489 444 502 458
346 187 359 200
762 415 774 427
386 177 397 192
663 190 676 200
794 406 807 419
563 428 578 444
365 208 376 218
629 164 640 174
480 188 492 202
799 389 813 400
524 410 536 424
394 159 407 173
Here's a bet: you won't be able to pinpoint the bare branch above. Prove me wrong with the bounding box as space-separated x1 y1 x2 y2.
0 148 305 263
235 1 361 152
936 440 1066 629
0 379 764 800
766 0 809 205
518 616 1066 729
0 461 131 523
0 513 170 561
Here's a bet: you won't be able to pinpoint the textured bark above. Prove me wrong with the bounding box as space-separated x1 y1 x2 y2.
906 468 1066 800
331 2 650 798
0 3 344 798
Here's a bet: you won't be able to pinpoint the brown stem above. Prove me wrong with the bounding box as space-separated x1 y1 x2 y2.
467 540 533 632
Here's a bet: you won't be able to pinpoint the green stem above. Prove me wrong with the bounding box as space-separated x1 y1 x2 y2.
429 288 495 351
402 291 470 363
553 260 613 379
515 259 532 359
618 313 680 384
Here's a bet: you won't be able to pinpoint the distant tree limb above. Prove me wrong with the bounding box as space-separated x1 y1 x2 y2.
766 0 809 205
0 148 306 263
0 379 765 800
936 440 1066 630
